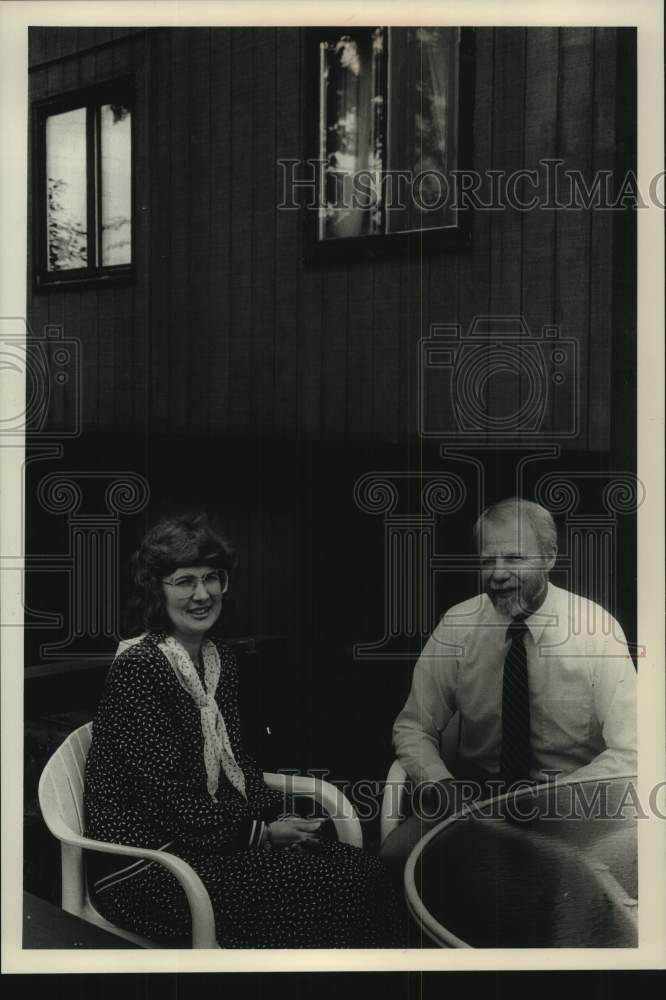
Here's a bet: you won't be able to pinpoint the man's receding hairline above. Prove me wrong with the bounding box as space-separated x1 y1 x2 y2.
473 500 557 555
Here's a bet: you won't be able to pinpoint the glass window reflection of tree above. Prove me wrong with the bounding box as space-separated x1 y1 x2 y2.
318 28 459 242
41 95 132 281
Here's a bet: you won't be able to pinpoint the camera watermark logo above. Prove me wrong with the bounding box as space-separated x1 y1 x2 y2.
418 316 579 441
0 317 81 439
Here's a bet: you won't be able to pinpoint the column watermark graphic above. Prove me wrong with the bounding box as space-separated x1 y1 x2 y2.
1 316 150 659
352 312 643 660
353 472 467 659
29 472 150 658
533 472 645 655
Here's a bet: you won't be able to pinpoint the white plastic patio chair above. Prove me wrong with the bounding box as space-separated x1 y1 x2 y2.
38 721 362 949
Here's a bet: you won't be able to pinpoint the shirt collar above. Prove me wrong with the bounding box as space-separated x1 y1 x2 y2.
485 582 560 646
522 582 561 645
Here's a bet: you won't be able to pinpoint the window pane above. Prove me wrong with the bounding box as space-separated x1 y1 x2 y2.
319 29 385 240
46 107 88 271
386 27 459 234
101 103 132 266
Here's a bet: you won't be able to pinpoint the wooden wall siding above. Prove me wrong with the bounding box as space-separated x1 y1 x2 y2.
28 30 151 434
28 27 146 68
28 26 631 451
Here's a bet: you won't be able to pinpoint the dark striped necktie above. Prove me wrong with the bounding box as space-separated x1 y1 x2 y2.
500 617 532 785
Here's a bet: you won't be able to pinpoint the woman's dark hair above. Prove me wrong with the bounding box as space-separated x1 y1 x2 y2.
124 511 237 635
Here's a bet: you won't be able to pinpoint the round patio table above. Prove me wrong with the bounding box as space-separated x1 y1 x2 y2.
404 775 638 948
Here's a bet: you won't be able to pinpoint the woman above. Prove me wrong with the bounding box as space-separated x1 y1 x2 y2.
84 512 403 947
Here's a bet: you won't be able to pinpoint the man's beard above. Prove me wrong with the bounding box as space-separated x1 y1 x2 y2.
487 574 548 618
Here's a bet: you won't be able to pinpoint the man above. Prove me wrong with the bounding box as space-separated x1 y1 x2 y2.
381 497 637 866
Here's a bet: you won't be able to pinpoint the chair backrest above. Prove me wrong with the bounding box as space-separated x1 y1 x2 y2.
38 722 93 840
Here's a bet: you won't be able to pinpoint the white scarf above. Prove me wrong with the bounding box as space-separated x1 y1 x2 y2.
158 635 247 802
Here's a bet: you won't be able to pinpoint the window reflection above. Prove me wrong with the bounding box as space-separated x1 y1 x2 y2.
319 28 385 240
101 103 132 266
317 26 459 241
386 28 458 234
46 107 88 270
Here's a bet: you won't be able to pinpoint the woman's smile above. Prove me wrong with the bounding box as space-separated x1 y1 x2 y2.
162 564 224 650
187 604 214 620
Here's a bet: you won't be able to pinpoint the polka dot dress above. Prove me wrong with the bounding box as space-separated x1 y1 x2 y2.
83 632 404 947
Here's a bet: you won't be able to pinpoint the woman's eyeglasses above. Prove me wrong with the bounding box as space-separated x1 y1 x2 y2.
162 570 229 597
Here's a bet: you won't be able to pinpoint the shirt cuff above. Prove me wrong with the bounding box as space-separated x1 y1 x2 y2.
421 761 455 784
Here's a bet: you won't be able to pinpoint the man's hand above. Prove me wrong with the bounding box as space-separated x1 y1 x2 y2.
413 779 460 822
267 817 325 849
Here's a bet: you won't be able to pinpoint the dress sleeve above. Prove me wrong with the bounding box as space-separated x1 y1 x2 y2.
99 645 275 853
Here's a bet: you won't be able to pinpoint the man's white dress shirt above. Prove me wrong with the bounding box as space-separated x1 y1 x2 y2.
393 583 637 784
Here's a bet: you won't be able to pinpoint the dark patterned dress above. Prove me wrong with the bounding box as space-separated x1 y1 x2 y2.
84 632 403 947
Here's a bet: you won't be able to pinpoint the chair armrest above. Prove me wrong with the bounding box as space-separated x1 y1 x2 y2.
263 772 363 849
48 816 218 949
380 759 409 845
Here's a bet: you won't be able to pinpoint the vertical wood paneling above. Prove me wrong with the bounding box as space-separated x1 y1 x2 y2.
58 28 96 62
43 28 65 63
130 32 151 433
426 238 459 330
78 282 99 432
229 29 255 437
110 36 136 431
488 28 526 436
274 28 301 437
62 287 81 437
372 257 402 443
587 29 617 451
520 28 560 448
251 29 277 436
320 263 349 437
27 25 626 451
27 63 52 409
457 28 494 446
226 29 257 631
250 29 278 642
45 53 66 428
93 43 116 431
346 259 374 435
421 245 458 450
208 29 232 432
54 38 80 433
298 264 324 438
398 255 423 445
149 30 172 433
188 29 213 434
94 28 115 49
296 26 323 438
167 30 192 435
28 28 47 69
555 29 595 450
609 29 636 464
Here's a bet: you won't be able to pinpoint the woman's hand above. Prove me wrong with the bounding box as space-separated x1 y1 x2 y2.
267 817 325 849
